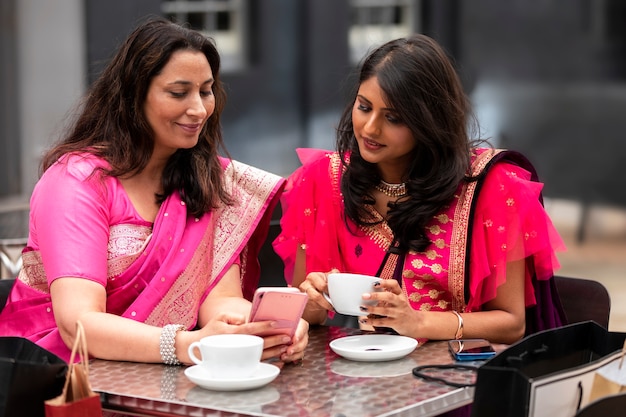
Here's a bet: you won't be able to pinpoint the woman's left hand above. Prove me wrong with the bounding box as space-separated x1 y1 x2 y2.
359 279 419 336
260 318 309 365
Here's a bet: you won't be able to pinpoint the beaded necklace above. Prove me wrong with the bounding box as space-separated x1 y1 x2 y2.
374 180 407 197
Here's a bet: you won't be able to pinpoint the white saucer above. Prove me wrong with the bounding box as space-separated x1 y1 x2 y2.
329 334 418 362
184 362 280 391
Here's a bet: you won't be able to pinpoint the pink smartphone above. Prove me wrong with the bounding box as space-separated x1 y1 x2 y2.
248 287 308 338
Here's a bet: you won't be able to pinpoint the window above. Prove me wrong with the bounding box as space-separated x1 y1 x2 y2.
162 0 249 72
349 0 418 64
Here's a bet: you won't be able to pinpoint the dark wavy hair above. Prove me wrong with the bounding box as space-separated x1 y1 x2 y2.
337 34 482 253
41 16 231 217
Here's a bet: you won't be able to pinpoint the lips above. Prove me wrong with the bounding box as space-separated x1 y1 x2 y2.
362 138 384 151
177 123 202 133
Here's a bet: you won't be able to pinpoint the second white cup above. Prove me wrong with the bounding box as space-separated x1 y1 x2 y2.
187 334 263 379
326 272 381 316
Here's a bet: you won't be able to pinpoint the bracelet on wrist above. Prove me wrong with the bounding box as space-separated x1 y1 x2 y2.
450 310 464 340
160 324 185 365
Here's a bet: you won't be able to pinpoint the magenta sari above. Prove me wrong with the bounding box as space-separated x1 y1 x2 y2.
0 154 284 361
274 148 566 333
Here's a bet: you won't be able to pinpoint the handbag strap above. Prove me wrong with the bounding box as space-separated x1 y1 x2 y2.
412 364 478 388
62 321 90 393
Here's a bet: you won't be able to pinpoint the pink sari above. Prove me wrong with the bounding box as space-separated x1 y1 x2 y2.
0 156 284 361
274 148 566 332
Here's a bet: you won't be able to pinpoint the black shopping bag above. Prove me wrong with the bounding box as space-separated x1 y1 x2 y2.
472 321 626 417
0 337 68 417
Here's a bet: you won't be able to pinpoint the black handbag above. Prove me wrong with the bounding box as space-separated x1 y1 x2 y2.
0 337 68 417
471 321 626 417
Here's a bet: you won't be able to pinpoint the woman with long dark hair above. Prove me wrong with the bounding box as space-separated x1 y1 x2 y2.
0 17 308 365
274 34 565 344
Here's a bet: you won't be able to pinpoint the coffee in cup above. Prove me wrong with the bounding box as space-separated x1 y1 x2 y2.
187 334 263 379
325 272 381 316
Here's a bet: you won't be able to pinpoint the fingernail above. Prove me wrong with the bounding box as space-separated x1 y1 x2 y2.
282 336 291 344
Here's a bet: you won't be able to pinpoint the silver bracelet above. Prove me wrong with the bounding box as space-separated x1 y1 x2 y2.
159 324 185 365
450 310 464 340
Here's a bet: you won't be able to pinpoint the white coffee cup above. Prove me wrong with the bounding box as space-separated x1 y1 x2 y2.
187 334 263 379
325 273 381 316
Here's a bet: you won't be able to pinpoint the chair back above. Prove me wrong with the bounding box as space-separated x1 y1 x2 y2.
0 278 16 313
554 275 611 329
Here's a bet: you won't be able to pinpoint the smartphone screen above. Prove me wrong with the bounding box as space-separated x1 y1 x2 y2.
448 339 496 361
249 287 308 338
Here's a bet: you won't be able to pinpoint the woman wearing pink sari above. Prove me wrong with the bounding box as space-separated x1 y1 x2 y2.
0 17 308 365
273 34 565 346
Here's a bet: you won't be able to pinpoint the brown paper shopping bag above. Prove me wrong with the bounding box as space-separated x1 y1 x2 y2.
44 321 102 417
588 340 626 403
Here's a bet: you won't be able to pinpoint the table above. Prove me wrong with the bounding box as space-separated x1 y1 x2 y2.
0 209 29 279
90 326 482 417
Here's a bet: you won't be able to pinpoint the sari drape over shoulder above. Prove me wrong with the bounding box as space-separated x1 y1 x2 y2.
0 154 284 361
273 148 566 333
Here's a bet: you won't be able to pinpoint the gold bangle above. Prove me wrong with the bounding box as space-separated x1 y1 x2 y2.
450 310 463 339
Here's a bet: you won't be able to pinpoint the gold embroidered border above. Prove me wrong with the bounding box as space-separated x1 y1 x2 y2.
18 250 49 293
107 224 153 279
448 148 503 312
145 160 282 327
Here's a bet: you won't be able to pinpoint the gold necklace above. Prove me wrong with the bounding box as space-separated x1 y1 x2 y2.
374 180 407 197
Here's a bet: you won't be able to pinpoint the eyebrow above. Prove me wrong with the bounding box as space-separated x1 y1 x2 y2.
356 94 394 112
167 78 214 86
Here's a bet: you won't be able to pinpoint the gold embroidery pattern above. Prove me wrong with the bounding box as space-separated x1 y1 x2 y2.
435 214 450 224
146 161 282 327
428 225 445 235
401 201 456 312
409 293 423 302
108 224 152 278
18 251 49 293
448 148 503 312
412 280 425 290
328 152 394 251
329 153 344 202
361 208 394 251
403 269 415 279
146 217 214 327
211 161 279 288
433 238 446 249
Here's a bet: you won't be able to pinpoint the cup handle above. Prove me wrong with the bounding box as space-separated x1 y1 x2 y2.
187 342 203 365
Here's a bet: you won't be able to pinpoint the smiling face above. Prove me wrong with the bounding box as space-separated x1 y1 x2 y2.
352 76 416 183
144 50 215 158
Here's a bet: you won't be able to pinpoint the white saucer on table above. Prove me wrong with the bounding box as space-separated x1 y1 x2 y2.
184 362 280 391
329 334 418 362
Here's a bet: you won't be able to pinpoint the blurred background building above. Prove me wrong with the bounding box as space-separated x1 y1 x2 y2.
1 0 625 328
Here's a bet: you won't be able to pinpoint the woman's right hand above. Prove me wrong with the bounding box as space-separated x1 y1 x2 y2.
298 270 337 324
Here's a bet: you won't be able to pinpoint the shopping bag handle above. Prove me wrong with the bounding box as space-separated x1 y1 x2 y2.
506 344 549 365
